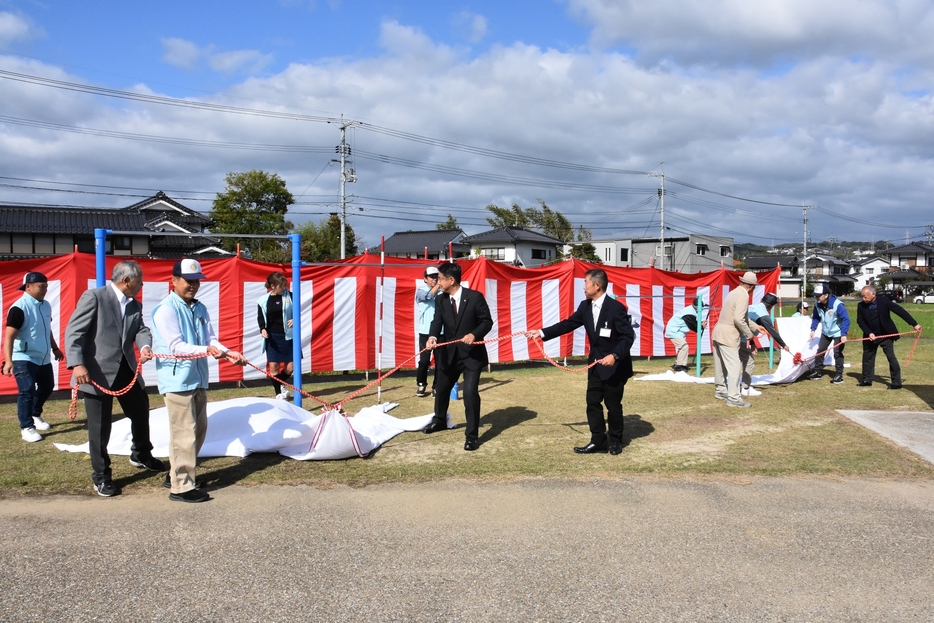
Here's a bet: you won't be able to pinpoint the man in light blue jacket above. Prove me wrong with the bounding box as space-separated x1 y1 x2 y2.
152 259 244 503
664 297 706 372
415 266 440 397
808 285 850 384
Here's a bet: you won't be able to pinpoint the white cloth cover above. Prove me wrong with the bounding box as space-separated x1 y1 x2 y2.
637 317 835 386
54 398 441 461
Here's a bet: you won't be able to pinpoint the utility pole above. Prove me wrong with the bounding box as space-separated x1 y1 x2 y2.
802 205 811 298
649 171 666 270
335 117 356 259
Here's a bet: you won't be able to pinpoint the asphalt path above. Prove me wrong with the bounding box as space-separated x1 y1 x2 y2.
2 477 933 622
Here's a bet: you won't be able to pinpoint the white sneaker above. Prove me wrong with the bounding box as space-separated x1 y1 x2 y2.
33 416 51 431
741 387 762 397
21 427 42 442
275 392 289 400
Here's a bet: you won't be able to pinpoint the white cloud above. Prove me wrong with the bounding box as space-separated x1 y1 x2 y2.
566 0 934 67
0 11 43 48
161 37 202 70
453 11 488 45
209 49 274 74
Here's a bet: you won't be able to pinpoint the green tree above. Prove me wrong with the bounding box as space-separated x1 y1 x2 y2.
296 214 359 261
485 203 531 228
436 214 459 230
568 226 600 262
210 170 294 263
526 200 574 243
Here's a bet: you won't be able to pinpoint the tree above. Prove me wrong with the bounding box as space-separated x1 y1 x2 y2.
485 203 531 228
210 170 294 263
567 226 601 262
526 200 574 243
436 214 459 230
296 214 359 261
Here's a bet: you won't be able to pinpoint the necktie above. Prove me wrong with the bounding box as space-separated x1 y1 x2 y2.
451 297 458 317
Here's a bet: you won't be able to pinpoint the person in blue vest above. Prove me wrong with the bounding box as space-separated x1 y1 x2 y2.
257 271 294 400
2 272 64 443
152 259 245 503
808 285 850 384
664 296 707 372
740 293 790 396
415 266 441 397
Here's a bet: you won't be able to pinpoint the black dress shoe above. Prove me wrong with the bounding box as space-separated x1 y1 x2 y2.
169 489 211 503
573 442 608 454
609 441 624 455
464 439 479 451
857 380 872 387
888 384 903 390
423 420 447 434
129 456 166 471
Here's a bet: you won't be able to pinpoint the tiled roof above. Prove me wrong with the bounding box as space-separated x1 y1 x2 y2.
885 243 934 255
122 191 213 225
882 268 925 280
0 205 148 233
380 229 469 254
744 255 798 269
463 226 564 245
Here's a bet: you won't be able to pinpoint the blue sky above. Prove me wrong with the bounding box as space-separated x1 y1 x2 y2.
2 0 934 249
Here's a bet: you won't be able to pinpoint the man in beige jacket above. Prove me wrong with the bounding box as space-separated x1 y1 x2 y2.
712 272 761 407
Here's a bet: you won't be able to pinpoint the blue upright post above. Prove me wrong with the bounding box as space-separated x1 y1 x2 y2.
289 234 303 408
694 295 703 377
94 228 111 287
450 381 459 400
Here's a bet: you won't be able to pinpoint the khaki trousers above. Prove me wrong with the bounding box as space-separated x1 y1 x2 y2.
163 389 208 494
670 337 689 367
713 340 742 401
739 343 756 389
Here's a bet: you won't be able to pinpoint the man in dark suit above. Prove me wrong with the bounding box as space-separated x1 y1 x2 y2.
856 285 921 389
65 260 163 497
423 262 494 451
527 268 635 455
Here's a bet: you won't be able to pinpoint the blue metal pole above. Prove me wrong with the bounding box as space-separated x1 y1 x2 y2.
289 234 303 408
94 228 111 287
694 295 703 377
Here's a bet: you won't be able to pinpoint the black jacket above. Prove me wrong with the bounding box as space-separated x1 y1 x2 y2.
856 295 917 341
541 296 636 382
429 286 494 371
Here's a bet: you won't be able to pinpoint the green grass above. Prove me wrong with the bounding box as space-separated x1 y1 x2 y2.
3 303 933 497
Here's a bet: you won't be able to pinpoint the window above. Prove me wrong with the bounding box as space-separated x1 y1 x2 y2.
696 244 708 256
865 268 874 275
619 248 629 262
604 248 612 262
531 249 547 260
482 248 505 260
720 246 731 257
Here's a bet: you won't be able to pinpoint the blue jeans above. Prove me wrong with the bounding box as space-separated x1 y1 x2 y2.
13 360 54 429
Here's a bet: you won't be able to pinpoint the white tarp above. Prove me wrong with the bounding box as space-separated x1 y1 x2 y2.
636 316 838 385
54 398 440 461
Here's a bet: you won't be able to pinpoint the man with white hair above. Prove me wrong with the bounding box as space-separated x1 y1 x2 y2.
712 272 761 407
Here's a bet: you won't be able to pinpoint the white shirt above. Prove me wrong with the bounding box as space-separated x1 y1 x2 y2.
591 292 607 319
449 285 463 313
152 298 227 356
109 281 130 319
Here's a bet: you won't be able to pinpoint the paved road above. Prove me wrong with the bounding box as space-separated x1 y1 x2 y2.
2 478 933 622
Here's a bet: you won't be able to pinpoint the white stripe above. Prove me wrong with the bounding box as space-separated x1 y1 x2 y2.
697 285 712 354
199 282 221 383
242 283 267 381
653 284 665 356
485 279 499 363
541 279 561 358
752 284 765 304
572 277 586 356
48 281 61 389
510 281 529 361
376 277 396 368
332 278 356 370
626 284 641 356
141 281 168 387
300 280 313 373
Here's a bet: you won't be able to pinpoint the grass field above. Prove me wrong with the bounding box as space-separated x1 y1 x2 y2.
2 301 933 497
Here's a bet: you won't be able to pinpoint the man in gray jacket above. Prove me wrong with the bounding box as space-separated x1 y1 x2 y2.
65 260 162 498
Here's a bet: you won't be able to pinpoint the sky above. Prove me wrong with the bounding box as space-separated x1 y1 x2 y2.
1 0 933 251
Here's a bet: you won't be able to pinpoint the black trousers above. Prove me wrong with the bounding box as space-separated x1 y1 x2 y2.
83 357 152 484
862 338 901 385
815 335 845 375
416 333 435 388
585 369 626 445
432 356 482 441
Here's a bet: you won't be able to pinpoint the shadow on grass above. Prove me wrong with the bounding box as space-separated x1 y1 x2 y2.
479 406 537 444
905 384 934 410
563 413 655 448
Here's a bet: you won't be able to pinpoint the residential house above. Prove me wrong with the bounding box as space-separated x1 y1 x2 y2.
849 256 890 291
0 191 229 260
883 242 934 287
462 227 564 268
592 234 734 272
376 229 470 260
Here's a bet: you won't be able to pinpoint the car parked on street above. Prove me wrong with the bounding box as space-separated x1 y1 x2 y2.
913 291 934 304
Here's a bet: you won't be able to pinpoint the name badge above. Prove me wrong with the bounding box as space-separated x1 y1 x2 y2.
599 327 611 338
